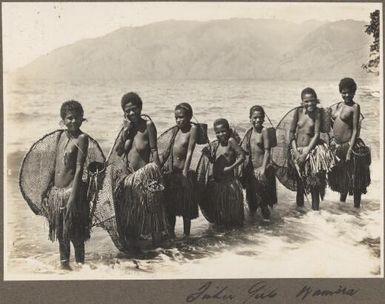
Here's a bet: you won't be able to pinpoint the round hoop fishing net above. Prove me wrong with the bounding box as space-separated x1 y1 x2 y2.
271 107 331 191
19 130 105 216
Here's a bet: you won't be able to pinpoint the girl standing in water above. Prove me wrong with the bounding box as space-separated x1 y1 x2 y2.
328 78 371 208
161 103 199 238
289 88 334 210
241 106 277 221
48 101 90 269
197 118 245 227
114 92 168 255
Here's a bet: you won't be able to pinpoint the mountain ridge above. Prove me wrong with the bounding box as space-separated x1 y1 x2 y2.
13 18 373 81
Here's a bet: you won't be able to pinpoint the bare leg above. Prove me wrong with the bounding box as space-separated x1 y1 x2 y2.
167 215 176 238
296 181 305 207
183 217 191 236
72 239 85 264
59 237 71 270
246 179 258 215
353 191 361 208
340 192 348 202
260 204 271 220
311 189 320 211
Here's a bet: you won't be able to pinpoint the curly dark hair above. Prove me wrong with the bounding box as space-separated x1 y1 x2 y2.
301 87 318 100
249 105 265 118
121 92 143 110
60 100 84 119
213 118 230 130
175 103 193 119
339 77 357 93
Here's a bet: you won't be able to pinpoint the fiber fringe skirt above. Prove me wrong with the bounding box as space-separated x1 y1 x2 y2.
42 183 90 242
288 142 335 199
206 178 244 227
117 163 168 237
164 170 199 219
328 138 371 195
245 165 277 210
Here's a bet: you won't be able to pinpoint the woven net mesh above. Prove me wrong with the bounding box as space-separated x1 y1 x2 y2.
92 126 128 250
89 120 209 250
19 130 105 216
158 124 206 173
271 107 330 191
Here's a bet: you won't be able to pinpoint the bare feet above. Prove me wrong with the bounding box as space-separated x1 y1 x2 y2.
60 261 72 271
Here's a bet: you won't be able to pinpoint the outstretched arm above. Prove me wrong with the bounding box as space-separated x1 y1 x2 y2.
116 121 134 156
224 138 246 171
304 109 321 155
254 129 271 180
290 107 299 152
261 128 271 173
147 120 161 167
183 125 198 176
347 104 360 160
67 134 89 216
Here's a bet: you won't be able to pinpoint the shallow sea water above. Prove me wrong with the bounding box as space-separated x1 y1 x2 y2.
4 78 382 279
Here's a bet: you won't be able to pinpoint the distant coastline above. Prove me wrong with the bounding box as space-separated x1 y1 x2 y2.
11 18 374 82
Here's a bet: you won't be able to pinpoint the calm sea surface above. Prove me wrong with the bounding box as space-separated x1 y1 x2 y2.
5 78 382 279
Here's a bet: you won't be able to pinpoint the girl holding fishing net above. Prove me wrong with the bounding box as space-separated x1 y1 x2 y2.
240 106 277 221
19 100 105 269
328 78 371 208
196 118 245 228
287 88 335 210
159 103 200 238
98 92 168 256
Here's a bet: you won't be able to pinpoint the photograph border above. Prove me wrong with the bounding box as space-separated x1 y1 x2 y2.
1 0 385 303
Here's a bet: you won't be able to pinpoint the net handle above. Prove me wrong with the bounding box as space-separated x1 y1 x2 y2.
191 116 210 143
141 113 154 122
264 112 275 128
122 113 154 126
191 115 202 125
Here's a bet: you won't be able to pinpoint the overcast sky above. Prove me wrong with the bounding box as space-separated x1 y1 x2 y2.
2 2 381 72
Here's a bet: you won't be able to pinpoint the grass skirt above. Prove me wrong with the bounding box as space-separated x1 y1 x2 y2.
288 142 335 199
118 163 168 237
164 170 199 219
245 165 277 211
206 178 244 227
328 138 371 195
42 184 90 242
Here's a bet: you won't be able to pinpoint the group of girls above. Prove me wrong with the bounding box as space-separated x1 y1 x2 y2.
20 77 371 268
167 78 370 233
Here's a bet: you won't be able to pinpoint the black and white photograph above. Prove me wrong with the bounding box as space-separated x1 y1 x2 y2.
3 2 383 281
